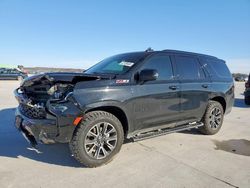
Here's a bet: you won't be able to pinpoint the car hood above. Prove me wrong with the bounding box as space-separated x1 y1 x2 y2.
20 72 106 87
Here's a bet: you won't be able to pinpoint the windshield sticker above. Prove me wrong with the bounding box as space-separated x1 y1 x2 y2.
116 79 130 84
119 61 134 67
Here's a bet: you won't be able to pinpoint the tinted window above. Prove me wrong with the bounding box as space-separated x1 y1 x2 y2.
140 54 173 81
175 56 204 80
205 59 231 78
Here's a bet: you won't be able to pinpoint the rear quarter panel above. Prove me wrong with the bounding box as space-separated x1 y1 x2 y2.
209 81 234 115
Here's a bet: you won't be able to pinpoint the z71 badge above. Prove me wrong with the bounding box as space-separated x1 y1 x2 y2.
116 79 129 84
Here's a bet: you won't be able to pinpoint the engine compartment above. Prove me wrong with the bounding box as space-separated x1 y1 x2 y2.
20 72 101 103
24 83 74 105
17 72 102 118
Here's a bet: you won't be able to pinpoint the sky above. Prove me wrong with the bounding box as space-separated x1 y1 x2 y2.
0 0 249 73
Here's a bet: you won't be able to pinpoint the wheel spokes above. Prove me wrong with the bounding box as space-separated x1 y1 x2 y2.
87 144 96 154
106 141 115 150
85 139 97 145
106 135 117 142
101 146 108 158
94 146 101 158
106 126 115 135
84 122 118 160
103 122 108 134
209 107 222 129
88 130 98 137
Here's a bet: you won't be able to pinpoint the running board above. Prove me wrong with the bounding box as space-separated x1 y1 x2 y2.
132 122 204 142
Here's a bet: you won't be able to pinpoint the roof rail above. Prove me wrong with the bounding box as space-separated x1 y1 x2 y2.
161 49 218 59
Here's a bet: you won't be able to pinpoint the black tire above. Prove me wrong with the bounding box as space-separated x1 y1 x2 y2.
69 111 124 167
245 97 250 105
199 100 224 135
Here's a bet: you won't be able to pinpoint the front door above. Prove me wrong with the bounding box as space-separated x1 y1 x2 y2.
131 53 181 132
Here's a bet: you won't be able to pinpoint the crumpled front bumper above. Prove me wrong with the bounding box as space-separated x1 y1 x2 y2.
15 108 57 146
14 89 83 146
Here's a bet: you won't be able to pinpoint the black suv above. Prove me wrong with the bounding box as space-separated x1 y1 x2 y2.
14 50 234 167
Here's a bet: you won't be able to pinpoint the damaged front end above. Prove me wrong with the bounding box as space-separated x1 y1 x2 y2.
14 72 100 146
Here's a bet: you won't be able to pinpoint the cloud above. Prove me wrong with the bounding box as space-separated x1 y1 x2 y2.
226 58 250 74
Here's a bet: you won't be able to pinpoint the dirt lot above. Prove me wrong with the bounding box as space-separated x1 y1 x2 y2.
0 81 249 188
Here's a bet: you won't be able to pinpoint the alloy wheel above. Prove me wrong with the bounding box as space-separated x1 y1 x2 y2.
209 107 222 129
84 122 117 159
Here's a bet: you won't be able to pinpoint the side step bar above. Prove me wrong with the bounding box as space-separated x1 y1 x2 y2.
132 122 204 142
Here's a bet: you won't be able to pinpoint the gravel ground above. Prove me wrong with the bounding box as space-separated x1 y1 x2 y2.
0 81 249 188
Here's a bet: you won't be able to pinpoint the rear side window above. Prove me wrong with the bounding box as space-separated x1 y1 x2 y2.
140 54 173 81
205 59 231 78
175 56 205 80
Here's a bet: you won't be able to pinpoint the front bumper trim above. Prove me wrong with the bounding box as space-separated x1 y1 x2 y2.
15 108 57 145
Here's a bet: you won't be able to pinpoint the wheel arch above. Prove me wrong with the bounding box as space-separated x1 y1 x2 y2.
85 106 129 137
210 96 226 113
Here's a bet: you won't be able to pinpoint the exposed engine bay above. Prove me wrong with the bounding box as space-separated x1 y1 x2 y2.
23 83 74 105
16 72 102 119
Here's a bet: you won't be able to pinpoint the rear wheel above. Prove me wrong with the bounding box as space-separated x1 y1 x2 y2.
69 111 124 167
199 100 224 135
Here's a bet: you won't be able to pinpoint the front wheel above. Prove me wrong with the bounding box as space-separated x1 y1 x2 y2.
69 111 124 167
199 101 224 135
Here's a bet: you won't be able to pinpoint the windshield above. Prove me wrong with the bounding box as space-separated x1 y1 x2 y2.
85 52 146 75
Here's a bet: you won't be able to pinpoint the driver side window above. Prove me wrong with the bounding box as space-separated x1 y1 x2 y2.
140 54 174 81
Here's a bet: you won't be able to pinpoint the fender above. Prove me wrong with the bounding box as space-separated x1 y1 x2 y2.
73 80 134 134
80 100 132 136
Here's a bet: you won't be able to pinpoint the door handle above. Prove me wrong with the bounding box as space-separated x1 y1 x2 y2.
169 85 179 90
202 84 208 88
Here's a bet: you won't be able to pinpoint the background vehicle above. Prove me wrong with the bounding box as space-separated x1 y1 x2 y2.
0 68 28 80
14 50 234 167
235 76 246 82
244 73 250 105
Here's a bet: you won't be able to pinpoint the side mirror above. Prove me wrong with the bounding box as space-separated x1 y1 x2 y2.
139 69 159 82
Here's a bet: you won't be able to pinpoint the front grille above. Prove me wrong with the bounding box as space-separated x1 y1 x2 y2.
19 104 46 119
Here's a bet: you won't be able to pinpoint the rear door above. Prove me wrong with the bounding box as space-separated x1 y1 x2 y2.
174 55 210 124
